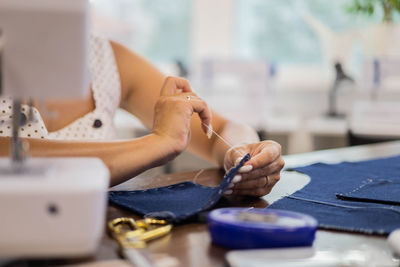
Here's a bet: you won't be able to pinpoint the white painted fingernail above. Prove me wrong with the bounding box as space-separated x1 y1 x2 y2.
232 175 242 183
224 189 233 195
235 157 243 165
228 183 234 189
207 124 213 139
239 165 253 173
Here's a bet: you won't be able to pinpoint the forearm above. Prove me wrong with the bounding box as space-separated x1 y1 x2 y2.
212 121 260 167
0 135 174 186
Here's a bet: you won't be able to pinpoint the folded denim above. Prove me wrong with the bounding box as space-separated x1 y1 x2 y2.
336 179 400 206
109 153 251 222
268 155 400 235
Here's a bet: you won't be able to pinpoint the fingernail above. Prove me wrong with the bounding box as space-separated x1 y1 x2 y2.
207 124 213 139
224 189 233 195
232 175 242 183
239 165 253 173
228 183 234 189
235 157 243 165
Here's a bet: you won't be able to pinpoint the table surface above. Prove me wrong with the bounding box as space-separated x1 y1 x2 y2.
10 141 400 266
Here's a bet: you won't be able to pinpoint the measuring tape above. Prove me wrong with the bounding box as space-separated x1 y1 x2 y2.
207 208 317 249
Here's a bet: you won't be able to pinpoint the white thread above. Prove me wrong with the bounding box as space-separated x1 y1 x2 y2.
193 169 204 183
188 124 247 183
0 33 4 52
202 123 246 157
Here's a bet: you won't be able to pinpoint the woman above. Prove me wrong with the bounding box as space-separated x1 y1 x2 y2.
0 35 284 197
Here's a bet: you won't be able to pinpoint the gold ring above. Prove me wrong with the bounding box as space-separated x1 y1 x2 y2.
265 176 270 187
186 96 191 101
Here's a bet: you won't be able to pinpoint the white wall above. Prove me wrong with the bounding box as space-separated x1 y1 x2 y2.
192 0 234 61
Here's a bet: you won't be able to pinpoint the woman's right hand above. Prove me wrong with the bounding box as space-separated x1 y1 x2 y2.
152 76 212 157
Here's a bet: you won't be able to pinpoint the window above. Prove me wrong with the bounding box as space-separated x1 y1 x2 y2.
234 0 391 64
90 0 191 65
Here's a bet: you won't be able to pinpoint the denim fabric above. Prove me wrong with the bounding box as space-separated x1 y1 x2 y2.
109 154 250 222
336 179 400 205
268 155 400 235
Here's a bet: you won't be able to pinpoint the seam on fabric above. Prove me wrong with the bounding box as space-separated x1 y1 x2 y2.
287 195 400 215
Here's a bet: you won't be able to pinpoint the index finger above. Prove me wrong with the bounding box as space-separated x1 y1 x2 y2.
246 143 281 170
160 76 192 96
183 94 212 133
224 147 248 171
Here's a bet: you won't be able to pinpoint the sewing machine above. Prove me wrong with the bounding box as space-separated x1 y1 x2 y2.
0 0 109 258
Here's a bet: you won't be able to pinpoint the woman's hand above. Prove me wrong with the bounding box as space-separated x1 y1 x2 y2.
152 76 212 157
223 140 284 197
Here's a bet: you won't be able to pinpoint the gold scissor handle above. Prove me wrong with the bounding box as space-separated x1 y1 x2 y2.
108 217 172 248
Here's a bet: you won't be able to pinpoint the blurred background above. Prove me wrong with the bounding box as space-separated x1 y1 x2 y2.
89 0 400 174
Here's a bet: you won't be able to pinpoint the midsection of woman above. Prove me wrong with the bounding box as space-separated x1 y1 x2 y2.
38 95 95 133
0 35 120 141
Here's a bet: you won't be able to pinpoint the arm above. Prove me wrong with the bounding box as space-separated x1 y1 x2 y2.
110 41 251 166
1 40 284 195
0 135 174 186
0 43 212 187
112 41 284 197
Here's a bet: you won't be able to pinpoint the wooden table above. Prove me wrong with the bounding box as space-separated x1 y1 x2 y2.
100 169 270 267
9 141 400 266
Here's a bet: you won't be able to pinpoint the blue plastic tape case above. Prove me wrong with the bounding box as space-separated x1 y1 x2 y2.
207 208 317 249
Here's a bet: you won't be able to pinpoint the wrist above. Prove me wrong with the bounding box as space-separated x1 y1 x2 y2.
147 133 183 165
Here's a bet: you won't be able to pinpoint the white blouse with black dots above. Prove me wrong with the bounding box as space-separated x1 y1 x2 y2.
0 35 121 141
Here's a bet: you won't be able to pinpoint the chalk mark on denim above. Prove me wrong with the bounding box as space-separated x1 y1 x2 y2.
287 195 400 215
338 178 391 196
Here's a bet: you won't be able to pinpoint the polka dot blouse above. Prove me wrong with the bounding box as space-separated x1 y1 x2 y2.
0 35 121 141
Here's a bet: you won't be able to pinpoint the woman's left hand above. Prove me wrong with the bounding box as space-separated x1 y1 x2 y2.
223 140 284 197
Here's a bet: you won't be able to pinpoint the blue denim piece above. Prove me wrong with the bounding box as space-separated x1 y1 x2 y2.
268 155 400 235
109 153 251 222
336 179 400 205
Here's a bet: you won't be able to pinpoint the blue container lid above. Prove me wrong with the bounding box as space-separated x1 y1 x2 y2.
208 208 317 249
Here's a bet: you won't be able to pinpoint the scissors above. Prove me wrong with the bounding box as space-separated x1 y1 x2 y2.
108 217 172 267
